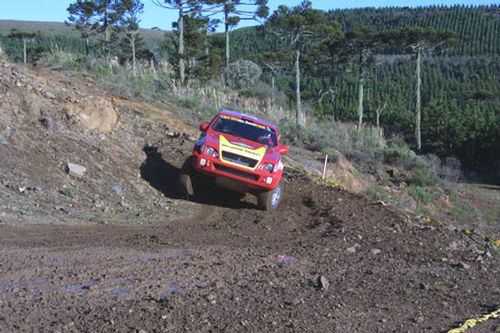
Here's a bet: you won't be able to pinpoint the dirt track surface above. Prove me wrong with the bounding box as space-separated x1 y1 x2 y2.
1 169 499 332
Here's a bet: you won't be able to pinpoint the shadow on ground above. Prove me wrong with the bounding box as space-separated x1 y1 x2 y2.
140 146 255 209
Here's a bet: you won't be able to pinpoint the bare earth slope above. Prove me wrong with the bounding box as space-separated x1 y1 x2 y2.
0 63 499 332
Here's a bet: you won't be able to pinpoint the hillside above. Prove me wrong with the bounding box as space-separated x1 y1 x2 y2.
229 5 500 179
0 19 166 42
0 60 499 332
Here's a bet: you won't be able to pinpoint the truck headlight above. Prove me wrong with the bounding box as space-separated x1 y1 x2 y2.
264 163 274 173
205 147 218 158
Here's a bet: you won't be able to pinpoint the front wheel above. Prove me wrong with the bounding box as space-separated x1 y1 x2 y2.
257 181 283 211
179 156 194 196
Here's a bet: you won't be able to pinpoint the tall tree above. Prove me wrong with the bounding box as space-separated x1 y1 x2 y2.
205 0 268 71
384 26 457 150
119 0 144 77
152 0 200 84
8 29 40 63
67 0 96 55
322 28 385 130
94 0 124 57
266 0 340 128
180 10 218 81
369 92 388 148
67 0 124 57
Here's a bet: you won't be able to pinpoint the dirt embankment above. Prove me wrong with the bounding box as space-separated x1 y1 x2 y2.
0 62 499 332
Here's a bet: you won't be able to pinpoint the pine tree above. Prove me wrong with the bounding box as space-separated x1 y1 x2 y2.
266 0 340 128
383 26 457 150
119 0 144 77
8 29 40 63
204 0 269 72
152 0 201 84
67 0 95 55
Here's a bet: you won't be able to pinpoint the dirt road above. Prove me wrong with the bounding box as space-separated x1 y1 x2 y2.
1 168 499 332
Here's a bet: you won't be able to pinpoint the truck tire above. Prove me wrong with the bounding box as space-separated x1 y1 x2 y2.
257 181 283 211
179 157 194 196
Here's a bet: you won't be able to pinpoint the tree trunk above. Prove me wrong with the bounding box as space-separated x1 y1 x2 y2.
295 48 305 128
224 3 230 69
271 75 275 104
225 23 230 69
23 38 27 63
131 33 136 77
104 0 110 58
415 48 422 151
357 62 364 131
223 6 230 87
85 38 90 56
376 107 381 148
331 88 337 121
178 6 185 84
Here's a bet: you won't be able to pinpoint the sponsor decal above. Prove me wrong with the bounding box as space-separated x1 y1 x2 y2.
219 135 266 171
220 114 270 131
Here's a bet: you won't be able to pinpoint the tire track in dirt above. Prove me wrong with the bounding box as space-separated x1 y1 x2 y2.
1 171 499 332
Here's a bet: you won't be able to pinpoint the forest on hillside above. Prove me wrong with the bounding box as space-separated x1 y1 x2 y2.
0 2 498 181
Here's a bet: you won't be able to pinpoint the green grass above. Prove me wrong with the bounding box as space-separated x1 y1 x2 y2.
451 200 478 222
364 185 389 202
409 186 434 205
382 146 416 165
59 187 74 198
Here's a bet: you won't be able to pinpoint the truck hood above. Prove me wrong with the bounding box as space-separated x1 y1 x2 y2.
202 131 281 165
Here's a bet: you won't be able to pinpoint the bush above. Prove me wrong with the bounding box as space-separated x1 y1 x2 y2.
364 185 389 201
382 146 416 165
423 154 462 182
225 59 262 89
452 200 478 221
406 157 439 186
177 96 201 109
409 185 434 204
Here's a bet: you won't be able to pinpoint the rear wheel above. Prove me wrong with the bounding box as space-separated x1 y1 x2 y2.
179 156 194 196
257 181 283 211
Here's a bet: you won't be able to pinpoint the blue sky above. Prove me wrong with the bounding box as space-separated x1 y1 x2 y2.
1 0 498 31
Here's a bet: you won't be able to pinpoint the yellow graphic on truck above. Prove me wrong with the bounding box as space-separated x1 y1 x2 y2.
219 135 266 171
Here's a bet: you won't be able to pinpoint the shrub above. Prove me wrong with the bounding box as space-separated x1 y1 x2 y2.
408 164 440 186
382 146 416 165
423 154 462 182
225 59 262 89
364 185 389 201
409 185 434 204
177 96 201 109
452 200 478 221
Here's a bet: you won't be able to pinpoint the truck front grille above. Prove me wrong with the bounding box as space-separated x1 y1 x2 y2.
215 164 259 181
221 152 258 168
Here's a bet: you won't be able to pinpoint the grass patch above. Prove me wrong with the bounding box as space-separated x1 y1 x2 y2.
59 187 74 198
409 186 434 204
451 200 478 222
364 185 389 202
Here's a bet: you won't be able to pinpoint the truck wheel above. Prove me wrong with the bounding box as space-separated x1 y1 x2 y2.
179 157 194 196
257 181 283 211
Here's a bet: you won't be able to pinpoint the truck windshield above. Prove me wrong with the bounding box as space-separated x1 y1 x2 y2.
212 116 277 147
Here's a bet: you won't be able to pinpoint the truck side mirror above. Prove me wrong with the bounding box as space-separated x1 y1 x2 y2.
278 145 289 155
200 122 209 132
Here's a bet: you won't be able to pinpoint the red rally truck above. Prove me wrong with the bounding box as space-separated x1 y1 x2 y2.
180 110 289 210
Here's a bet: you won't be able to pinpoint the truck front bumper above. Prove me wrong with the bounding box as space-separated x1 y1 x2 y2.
192 151 280 192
